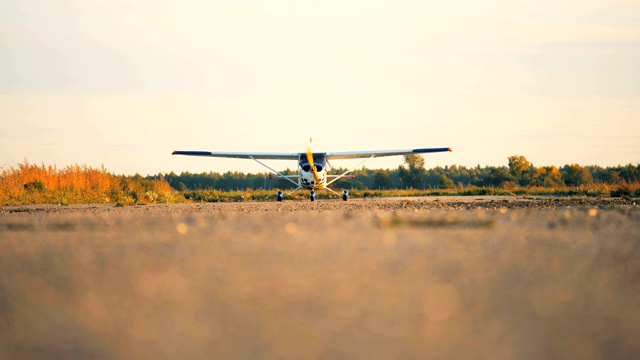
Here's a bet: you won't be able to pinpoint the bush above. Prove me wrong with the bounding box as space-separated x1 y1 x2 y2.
1 162 180 205
24 180 45 192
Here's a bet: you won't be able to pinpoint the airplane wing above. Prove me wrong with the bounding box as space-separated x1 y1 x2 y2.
173 147 451 160
326 147 452 160
172 151 299 160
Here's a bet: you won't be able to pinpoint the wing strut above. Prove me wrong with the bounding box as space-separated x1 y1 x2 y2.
325 155 375 187
249 156 299 187
286 187 303 196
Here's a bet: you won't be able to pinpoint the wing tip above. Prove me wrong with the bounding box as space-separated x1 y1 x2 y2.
413 147 453 154
172 151 178 155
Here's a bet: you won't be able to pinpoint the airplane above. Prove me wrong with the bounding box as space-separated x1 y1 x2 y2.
172 145 452 201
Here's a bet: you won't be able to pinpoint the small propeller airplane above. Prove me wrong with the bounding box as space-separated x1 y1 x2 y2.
172 143 452 201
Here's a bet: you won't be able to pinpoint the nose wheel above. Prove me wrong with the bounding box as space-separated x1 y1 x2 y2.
310 190 316 202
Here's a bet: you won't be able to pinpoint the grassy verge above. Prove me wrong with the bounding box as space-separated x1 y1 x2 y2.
1 162 182 206
183 184 639 202
2 162 638 205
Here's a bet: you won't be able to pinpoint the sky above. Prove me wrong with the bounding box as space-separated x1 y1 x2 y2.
1 0 639 175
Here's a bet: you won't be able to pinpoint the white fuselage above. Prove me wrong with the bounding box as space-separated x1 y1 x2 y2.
299 166 326 190
298 153 328 190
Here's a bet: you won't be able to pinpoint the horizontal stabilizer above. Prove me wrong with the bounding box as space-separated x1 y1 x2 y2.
268 175 298 180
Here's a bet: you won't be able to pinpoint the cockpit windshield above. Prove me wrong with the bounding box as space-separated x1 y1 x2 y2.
299 153 326 172
301 163 323 172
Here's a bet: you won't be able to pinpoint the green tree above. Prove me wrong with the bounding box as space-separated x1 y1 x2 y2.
563 164 593 186
178 182 188 192
351 180 366 190
620 164 640 183
508 155 532 186
439 175 455 189
603 170 621 184
398 154 426 189
373 169 393 189
536 166 564 187
486 167 515 187
424 166 444 188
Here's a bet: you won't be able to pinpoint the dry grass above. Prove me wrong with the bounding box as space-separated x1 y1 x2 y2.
2 162 639 206
0 161 181 205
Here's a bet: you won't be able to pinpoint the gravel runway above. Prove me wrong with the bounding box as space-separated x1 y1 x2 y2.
1 197 639 359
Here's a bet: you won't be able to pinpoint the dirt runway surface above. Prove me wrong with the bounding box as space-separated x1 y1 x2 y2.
1 197 639 359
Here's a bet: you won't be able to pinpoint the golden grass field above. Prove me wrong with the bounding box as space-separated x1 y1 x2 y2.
1 198 639 359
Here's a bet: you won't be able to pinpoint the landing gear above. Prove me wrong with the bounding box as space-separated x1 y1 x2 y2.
276 190 283 202
310 190 316 202
342 190 349 201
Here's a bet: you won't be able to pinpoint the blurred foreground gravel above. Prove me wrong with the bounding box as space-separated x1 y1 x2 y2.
1 198 639 359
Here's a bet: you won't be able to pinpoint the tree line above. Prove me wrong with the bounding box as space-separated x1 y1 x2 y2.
150 155 640 191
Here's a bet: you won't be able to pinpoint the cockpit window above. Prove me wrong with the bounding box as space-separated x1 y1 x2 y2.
301 163 323 172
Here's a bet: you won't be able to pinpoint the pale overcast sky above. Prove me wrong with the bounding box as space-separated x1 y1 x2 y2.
1 0 639 175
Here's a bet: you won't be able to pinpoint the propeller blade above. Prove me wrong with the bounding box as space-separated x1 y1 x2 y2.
306 147 314 166
306 147 321 185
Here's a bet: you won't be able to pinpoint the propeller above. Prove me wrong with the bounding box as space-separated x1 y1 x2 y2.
306 147 321 186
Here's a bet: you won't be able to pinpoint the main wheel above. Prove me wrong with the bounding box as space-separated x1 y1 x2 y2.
276 190 283 202
310 190 316 202
342 190 349 201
